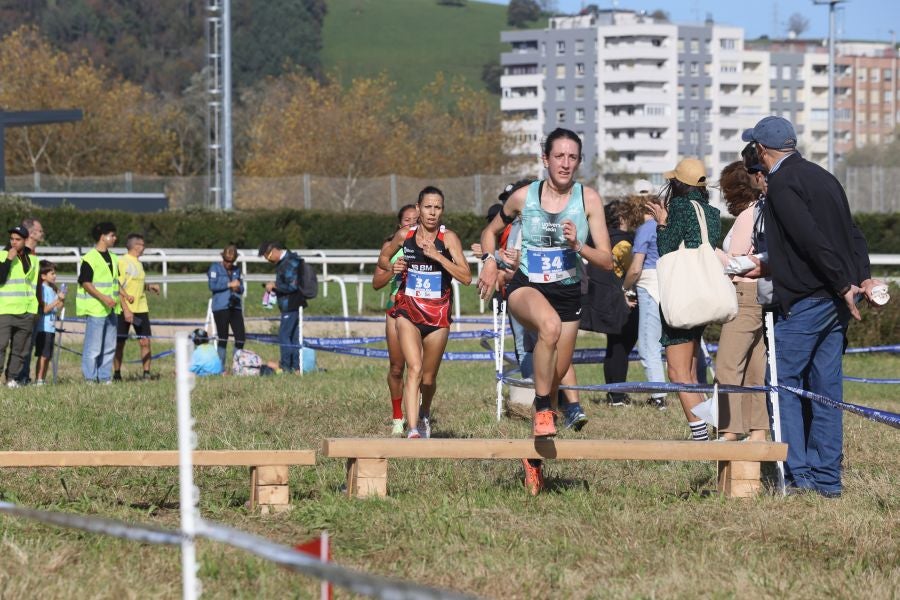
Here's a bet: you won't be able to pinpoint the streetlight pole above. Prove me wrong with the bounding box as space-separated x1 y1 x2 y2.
813 0 847 173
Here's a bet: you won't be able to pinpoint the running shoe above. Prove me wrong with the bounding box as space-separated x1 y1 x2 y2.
649 396 667 410
562 405 588 431
407 429 421 439
532 409 556 438
419 416 431 439
522 459 544 495
391 418 405 437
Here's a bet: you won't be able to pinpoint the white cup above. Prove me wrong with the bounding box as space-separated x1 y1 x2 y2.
870 284 890 306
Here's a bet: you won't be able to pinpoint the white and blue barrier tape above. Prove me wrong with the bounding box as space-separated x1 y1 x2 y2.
0 501 475 599
497 376 900 430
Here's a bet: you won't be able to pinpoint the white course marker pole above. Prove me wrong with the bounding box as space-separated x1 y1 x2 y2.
175 333 200 600
320 530 330 600
496 300 507 422
764 311 786 495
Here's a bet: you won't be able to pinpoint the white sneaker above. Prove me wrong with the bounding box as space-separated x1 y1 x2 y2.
407 429 421 439
391 418 405 437
6 380 19 389
34 379 45 386
419 416 431 439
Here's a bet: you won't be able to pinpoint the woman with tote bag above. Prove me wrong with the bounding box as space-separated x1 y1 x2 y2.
647 158 734 441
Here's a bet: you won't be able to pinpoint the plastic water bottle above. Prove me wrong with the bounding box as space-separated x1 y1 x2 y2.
59 283 67 295
262 290 272 309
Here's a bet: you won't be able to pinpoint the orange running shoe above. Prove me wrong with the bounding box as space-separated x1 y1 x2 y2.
522 459 544 495
533 408 557 438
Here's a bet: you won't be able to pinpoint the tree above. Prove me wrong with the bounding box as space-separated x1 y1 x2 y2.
481 59 502 95
0 27 187 178
508 0 541 27
242 73 409 209
787 13 810 38
649 9 670 22
232 0 327 89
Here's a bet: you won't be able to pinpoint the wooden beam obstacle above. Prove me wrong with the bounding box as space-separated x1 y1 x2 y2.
0 450 316 514
322 438 788 499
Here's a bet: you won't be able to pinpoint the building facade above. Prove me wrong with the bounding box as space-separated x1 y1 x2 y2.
500 9 899 198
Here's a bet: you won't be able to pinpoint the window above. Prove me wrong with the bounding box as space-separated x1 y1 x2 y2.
556 109 566 123
649 130 662 139
678 61 685 76
556 64 566 78
857 93 866 105
677 84 684 99
704 63 711 75
690 85 699 99
870 67 879 82
575 63 585 77
781 88 791 102
646 104 667 116
555 87 566 101
704 87 711 100
574 85 584 100
690 39 699 53
690 108 699 121
871 90 880 104
690 131 698 144
626 129 635 139
626 153 635 162
769 66 777 80
890 90 897 103
690 62 699 75
885 68 893 81
782 66 791 80
811 108 828 121
836 108 851 121
677 107 685 120
858 69 867 82
720 38 736 50
677 38 685 53
556 41 566 55
575 108 585 124
721 62 737 74
678 129 685 142
574 39 584 55
651 38 662 47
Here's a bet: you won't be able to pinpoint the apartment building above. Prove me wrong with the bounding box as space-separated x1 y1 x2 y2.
500 10 898 197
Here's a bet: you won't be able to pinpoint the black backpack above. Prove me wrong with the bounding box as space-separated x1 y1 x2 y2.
298 258 318 300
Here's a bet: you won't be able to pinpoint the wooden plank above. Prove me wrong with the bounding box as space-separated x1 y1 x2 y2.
0 450 315 468
322 439 787 462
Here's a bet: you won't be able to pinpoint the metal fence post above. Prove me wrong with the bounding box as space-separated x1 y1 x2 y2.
390 174 397 213
303 173 312 210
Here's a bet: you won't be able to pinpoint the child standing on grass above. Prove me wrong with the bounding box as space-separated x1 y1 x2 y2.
34 260 65 385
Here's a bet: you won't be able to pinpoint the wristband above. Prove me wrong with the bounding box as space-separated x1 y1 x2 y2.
574 240 584 254
481 253 496 264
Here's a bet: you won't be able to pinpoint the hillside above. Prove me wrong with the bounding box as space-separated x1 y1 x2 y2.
321 0 509 98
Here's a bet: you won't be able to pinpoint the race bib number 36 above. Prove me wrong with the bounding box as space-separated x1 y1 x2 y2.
527 248 576 283
407 267 441 299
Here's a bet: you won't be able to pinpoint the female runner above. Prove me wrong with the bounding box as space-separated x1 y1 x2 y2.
478 128 613 493
377 187 472 438
372 204 419 436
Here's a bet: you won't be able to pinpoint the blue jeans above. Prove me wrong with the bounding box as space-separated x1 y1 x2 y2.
82 314 117 382
636 286 666 398
278 310 299 372
773 296 849 495
508 313 534 379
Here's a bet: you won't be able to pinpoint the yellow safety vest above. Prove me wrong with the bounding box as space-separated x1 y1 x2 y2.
76 249 121 317
0 250 38 315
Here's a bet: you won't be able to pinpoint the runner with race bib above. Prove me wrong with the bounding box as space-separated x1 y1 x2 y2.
377 186 472 439
478 128 614 495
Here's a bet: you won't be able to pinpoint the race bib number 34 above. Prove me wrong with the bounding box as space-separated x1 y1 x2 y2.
527 248 576 283
407 268 441 299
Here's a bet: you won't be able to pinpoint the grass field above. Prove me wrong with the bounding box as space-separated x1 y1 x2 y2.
322 0 510 100
1 283 898 598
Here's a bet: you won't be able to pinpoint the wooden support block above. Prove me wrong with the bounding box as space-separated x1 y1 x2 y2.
254 465 290 485
346 458 387 498
256 484 290 505
718 461 763 498
250 466 291 512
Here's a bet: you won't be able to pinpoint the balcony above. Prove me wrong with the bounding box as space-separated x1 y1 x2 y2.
501 96 542 112
599 113 670 129
601 43 671 61
601 66 672 84
601 136 671 152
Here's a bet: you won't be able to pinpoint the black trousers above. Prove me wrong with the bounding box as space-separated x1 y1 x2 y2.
212 308 246 356
604 309 639 402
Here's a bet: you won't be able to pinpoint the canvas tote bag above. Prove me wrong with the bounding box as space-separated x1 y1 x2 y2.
656 200 738 329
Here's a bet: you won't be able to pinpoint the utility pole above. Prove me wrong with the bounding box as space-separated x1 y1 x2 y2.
813 0 847 173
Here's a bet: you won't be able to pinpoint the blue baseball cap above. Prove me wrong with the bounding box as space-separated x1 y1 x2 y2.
741 116 797 150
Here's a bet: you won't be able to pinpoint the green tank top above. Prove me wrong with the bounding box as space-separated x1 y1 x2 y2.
518 180 588 285
385 247 403 309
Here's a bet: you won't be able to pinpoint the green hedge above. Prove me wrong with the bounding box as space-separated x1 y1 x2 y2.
0 199 897 253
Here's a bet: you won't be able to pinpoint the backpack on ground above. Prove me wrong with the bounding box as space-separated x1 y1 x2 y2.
232 349 263 376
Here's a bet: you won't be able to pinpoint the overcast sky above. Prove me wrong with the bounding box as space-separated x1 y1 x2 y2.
483 0 900 42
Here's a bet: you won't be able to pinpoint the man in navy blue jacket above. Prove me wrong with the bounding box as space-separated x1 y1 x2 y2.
742 116 883 497
259 241 306 373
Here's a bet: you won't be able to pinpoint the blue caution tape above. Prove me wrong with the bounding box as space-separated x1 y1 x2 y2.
499 376 900 430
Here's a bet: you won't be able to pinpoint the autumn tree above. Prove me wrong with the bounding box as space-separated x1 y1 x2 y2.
0 27 188 179
242 73 409 209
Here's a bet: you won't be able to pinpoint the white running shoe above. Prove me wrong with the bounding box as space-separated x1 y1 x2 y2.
391 418 405 437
